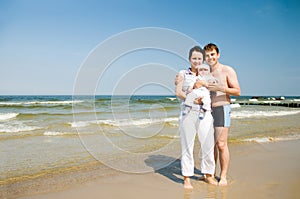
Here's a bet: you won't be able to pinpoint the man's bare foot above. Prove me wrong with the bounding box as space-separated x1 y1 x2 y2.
218 177 228 186
184 177 193 189
205 175 218 185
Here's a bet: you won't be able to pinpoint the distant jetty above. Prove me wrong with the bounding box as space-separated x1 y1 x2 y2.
231 96 300 108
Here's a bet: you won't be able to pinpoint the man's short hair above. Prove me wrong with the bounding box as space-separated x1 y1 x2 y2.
204 43 219 54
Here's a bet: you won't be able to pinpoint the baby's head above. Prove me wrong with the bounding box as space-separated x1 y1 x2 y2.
197 64 217 84
197 64 210 76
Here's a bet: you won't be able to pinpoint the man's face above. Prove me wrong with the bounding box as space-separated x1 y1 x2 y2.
205 49 220 66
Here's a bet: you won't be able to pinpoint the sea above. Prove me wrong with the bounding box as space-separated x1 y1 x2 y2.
1 95 300 197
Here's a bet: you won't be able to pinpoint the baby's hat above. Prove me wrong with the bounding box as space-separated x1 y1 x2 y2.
198 64 210 72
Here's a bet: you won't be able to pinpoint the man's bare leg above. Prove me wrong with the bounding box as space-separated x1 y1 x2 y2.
184 176 193 189
214 142 218 177
215 127 229 186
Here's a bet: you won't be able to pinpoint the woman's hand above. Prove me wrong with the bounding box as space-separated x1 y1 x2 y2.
193 79 207 89
194 97 203 105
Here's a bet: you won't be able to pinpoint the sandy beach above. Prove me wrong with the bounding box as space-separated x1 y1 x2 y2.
20 139 300 199
2 96 300 199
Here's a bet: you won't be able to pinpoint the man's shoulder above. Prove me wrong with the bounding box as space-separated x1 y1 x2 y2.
220 63 232 69
220 64 236 73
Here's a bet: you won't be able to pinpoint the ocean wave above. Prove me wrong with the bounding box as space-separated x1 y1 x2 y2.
137 106 178 112
129 98 179 105
242 137 275 143
157 134 180 139
242 135 300 143
0 113 19 121
231 110 300 118
43 131 77 136
0 123 42 133
230 103 241 108
166 97 177 101
0 100 83 107
69 120 96 128
70 117 179 128
98 117 179 127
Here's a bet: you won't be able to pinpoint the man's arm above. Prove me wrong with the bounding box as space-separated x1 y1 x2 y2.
208 66 240 96
225 67 240 96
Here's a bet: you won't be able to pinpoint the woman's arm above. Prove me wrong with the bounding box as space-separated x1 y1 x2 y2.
175 73 187 100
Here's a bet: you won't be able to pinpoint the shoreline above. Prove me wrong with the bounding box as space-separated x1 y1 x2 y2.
15 139 300 199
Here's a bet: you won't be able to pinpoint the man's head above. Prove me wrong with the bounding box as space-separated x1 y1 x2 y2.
204 43 219 54
204 43 220 67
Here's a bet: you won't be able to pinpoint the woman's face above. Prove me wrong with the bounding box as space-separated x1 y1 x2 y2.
189 51 203 70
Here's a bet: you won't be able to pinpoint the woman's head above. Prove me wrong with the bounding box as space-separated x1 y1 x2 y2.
188 46 205 70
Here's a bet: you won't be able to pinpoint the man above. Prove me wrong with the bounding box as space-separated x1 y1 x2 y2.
203 43 240 186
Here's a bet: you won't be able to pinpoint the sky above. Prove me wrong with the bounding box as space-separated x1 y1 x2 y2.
0 0 300 96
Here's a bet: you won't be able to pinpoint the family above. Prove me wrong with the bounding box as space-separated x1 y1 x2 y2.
175 43 241 188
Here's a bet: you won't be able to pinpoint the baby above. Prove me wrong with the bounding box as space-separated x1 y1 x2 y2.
183 64 217 119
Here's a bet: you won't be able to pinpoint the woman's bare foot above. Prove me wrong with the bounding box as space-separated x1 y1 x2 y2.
184 177 193 189
218 177 228 186
205 174 218 185
198 174 205 181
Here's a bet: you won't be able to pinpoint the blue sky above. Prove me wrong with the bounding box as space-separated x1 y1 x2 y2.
0 0 299 96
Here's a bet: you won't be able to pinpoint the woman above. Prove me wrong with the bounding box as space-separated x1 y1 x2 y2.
175 46 217 189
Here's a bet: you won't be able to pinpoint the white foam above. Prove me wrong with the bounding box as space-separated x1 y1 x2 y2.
243 135 300 143
231 110 300 118
243 137 274 143
0 113 19 121
43 131 76 136
100 117 179 127
249 99 258 102
70 117 179 128
44 131 62 136
262 100 281 103
98 119 154 127
0 100 83 106
158 134 180 139
0 123 41 133
164 117 179 122
167 97 177 101
230 103 241 108
69 121 95 128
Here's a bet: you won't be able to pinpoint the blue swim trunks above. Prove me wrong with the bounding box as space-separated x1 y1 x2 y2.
212 105 231 127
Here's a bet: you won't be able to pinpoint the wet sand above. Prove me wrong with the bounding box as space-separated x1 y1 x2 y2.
21 139 300 199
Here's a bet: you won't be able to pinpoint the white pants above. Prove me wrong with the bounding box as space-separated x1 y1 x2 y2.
179 110 215 176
